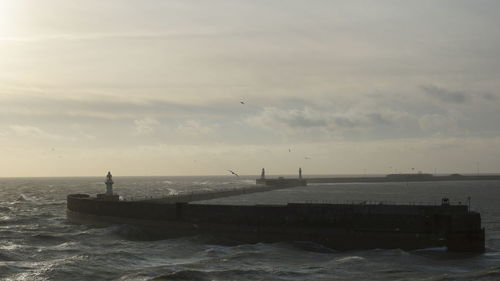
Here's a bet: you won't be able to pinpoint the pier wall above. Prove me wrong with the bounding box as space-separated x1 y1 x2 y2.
306 175 500 184
67 194 482 247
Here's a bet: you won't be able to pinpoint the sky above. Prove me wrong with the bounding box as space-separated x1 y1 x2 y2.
1 0 499 177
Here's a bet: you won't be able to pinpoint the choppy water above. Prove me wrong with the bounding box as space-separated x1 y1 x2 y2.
1 176 500 281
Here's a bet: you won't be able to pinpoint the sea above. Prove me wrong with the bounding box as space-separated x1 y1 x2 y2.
1 176 500 281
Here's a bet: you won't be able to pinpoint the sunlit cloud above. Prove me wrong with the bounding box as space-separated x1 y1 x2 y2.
0 28 234 42
8 125 64 140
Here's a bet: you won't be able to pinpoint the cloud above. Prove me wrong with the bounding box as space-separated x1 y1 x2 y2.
246 107 328 133
0 26 238 42
418 114 458 135
245 105 405 139
0 93 245 121
420 85 468 104
481 92 498 101
275 108 328 128
334 112 393 129
134 118 160 135
176 120 216 137
9 125 63 140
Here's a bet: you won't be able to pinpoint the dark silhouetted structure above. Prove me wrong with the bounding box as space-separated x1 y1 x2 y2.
67 173 485 252
255 168 307 186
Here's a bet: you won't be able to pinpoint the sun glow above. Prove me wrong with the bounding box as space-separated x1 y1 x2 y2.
0 0 20 37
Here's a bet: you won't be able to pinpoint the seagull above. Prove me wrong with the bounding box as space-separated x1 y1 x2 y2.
240 101 245 105
304 156 311 160
228 170 239 177
288 148 291 152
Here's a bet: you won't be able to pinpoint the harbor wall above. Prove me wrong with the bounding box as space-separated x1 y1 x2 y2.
306 175 500 184
67 194 484 251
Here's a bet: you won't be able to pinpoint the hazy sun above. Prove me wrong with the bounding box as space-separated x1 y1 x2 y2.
0 0 20 37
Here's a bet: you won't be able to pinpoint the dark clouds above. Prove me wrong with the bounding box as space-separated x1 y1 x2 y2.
420 85 499 105
421 85 468 104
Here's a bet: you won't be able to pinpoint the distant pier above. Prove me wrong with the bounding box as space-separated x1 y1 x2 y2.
256 168 308 187
255 168 500 185
306 173 500 184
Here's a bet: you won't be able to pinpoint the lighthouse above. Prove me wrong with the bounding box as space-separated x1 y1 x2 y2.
105 171 114 195
97 171 119 201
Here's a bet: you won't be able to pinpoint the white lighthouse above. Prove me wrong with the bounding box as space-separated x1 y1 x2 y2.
105 171 114 195
97 171 119 201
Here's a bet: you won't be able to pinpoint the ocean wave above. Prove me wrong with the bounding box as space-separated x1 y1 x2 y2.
288 241 337 253
0 216 40 226
3 254 91 281
11 193 58 207
239 179 256 185
192 181 212 186
413 246 448 252
363 247 409 257
0 264 24 280
49 241 80 251
110 224 158 241
149 268 283 281
39 201 66 207
164 188 179 196
483 250 500 257
201 246 267 261
28 234 70 246
218 180 253 187
65 224 125 240
16 194 36 202
150 269 210 281
425 266 500 281
0 215 13 222
0 251 20 261
334 256 366 264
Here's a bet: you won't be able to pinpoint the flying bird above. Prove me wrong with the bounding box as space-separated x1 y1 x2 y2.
228 170 239 177
240 101 245 104
288 148 291 152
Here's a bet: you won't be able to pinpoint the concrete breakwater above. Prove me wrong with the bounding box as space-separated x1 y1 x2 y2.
67 194 485 252
306 174 500 184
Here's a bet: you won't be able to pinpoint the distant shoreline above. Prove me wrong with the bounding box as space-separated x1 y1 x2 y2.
1 173 500 179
